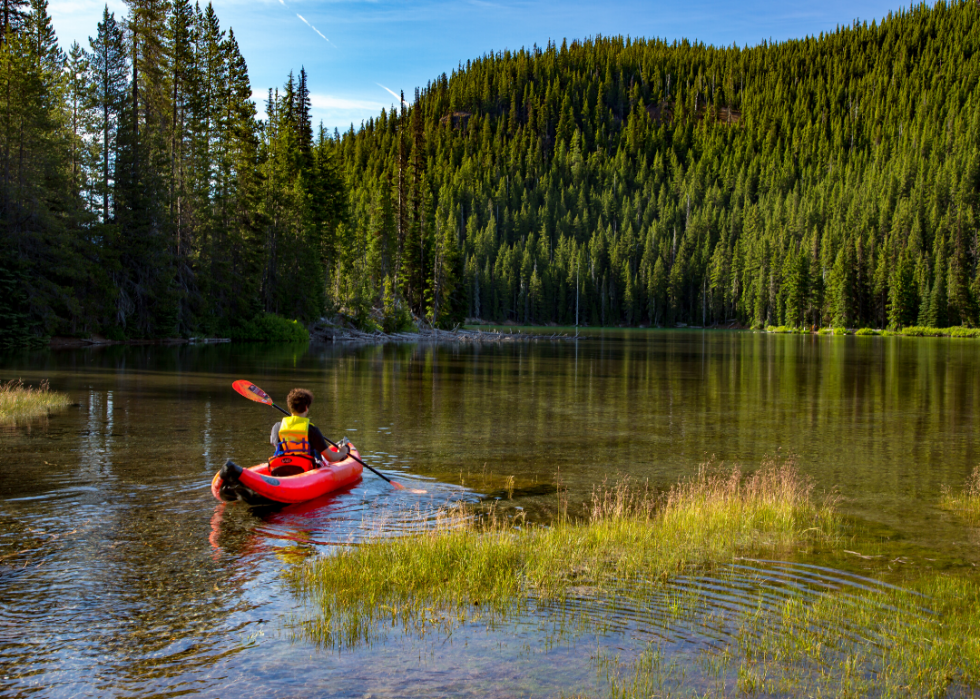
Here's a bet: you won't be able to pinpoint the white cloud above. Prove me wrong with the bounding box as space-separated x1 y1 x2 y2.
310 94 385 111
250 90 386 130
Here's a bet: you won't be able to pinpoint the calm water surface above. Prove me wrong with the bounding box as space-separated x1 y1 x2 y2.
1 331 978 697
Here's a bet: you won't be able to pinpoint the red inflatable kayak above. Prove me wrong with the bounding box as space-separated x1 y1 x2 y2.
211 445 363 505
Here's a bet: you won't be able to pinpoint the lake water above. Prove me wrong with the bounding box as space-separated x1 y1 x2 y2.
1 331 978 697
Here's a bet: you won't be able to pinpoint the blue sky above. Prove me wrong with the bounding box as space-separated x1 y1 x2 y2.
49 0 906 131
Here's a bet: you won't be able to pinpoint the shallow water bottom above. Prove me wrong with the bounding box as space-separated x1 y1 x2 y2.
3 334 980 696
280 558 958 699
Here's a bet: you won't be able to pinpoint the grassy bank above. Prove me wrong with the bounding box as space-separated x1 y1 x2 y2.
767 325 980 338
0 379 71 425
290 461 839 647
290 460 980 696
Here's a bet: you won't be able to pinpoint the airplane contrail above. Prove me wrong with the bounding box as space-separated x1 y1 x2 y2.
295 13 334 46
377 83 408 107
274 0 338 48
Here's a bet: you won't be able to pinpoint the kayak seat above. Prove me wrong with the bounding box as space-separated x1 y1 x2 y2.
268 454 314 478
270 463 306 477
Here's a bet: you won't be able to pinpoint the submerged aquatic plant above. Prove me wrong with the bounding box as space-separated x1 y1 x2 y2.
0 379 71 425
567 571 980 699
289 459 839 649
940 465 980 523
289 461 980 697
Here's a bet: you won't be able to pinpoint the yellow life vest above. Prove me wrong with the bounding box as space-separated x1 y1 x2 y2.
275 416 316 461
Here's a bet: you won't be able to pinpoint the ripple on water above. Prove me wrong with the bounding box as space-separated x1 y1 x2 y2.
0 464 477 699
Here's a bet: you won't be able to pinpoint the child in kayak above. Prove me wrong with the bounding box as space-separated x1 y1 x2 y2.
270 388 349 471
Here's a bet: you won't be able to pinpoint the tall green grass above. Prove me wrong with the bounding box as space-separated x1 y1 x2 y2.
289 461 839 648
0 379 70 425
769 325 980 338
941 465 980 523
598 575 980 698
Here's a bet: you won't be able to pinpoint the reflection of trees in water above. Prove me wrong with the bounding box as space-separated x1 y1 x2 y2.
1 334 979 693
308 333 980 525
0 368 275 696
0 493 269 696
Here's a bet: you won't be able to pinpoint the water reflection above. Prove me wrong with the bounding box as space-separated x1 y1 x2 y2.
0 332 978 696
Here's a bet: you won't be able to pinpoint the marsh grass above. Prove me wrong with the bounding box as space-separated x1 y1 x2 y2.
568 573 980 698
0 379 71 425
940 465 980 523
289 460 839 649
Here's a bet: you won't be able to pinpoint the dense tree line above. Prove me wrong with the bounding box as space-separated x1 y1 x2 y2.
337 0 980 330
0 0 344 344
3 0 979 342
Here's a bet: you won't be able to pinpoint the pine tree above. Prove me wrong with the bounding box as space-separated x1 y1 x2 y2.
114 0 174 336
830 244 856 328
784 250 810 328
0 0 27 39
400 89 428 314
888 251 917 329
88 6 127 223
928 246 949 328
65 42 93 203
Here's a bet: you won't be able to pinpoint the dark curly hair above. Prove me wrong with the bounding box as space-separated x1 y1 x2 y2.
286 388 314 414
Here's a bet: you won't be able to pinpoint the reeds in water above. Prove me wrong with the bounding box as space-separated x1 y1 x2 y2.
601 574 980 698
941 465 980 523
0 379 71 425
289 459 839 649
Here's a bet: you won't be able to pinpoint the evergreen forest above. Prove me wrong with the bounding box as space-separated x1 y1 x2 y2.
2 0 979 343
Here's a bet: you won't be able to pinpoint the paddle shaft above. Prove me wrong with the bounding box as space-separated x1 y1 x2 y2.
269 402 400 486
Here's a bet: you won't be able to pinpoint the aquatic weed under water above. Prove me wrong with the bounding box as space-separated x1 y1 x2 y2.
286 458 980 697
596 573 980 698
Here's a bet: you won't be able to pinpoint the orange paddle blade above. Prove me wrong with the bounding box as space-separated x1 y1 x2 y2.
232 380 273 405
390 480 428 494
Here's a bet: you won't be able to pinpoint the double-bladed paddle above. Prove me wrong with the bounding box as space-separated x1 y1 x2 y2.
231 379 426 494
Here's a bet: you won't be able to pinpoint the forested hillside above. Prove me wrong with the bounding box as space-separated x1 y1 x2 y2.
0 0 343 344
2 0 979 343
338 0 980 330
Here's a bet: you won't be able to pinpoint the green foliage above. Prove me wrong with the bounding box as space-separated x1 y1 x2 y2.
940 465 980 521
290 462 838 650
6 0 980 336
0 0 345 341
948 326 980 338
228 313 309 343
381 275 415 333
0 258 45 348
897 325 980 338
334 1 980 331
853 328 880 336
901 326 948 337
105 326 127 341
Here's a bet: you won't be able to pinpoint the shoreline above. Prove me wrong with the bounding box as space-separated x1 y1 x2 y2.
38 324 980 350
47 336 232 349
765 324 980 338
309 324 575 344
